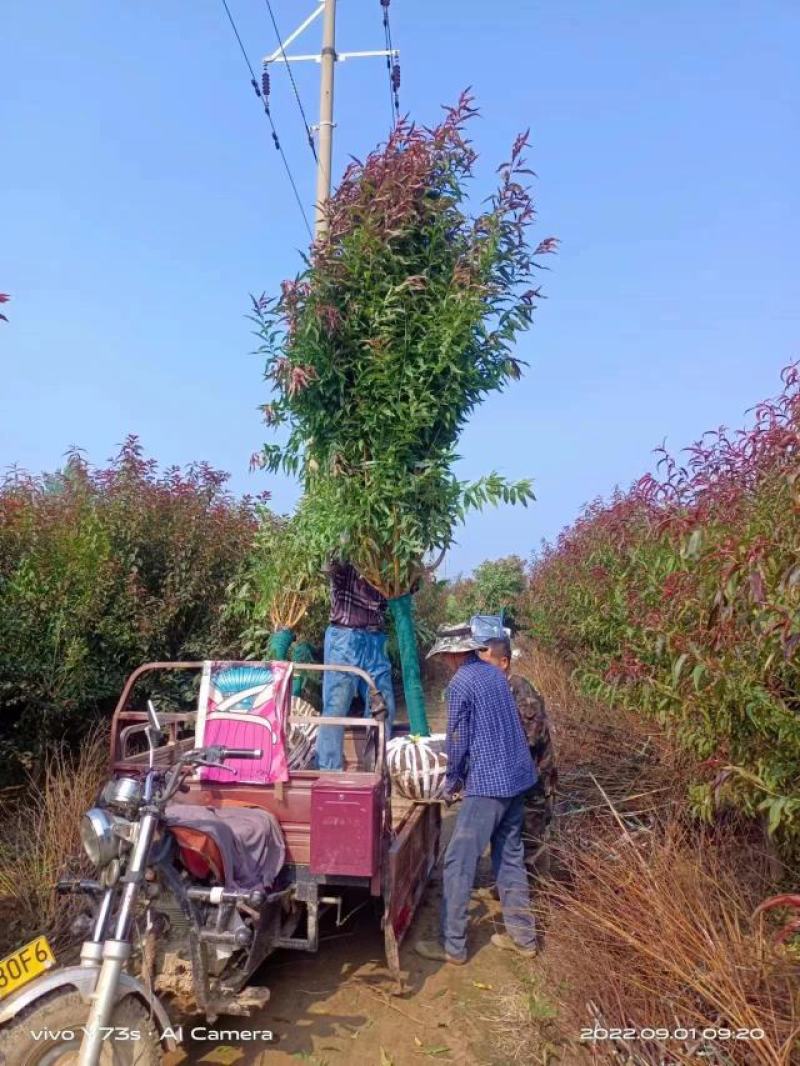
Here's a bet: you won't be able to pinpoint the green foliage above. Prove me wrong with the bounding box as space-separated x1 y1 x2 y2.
527 366 800 853
253 93 548 598
411 578 451 648
445 555 528 622
297 467 533 599
223 503 329 659
0 439 257 780
473 555 527 613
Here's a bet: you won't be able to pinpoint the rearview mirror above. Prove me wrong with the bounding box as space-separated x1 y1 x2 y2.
146 699 162 733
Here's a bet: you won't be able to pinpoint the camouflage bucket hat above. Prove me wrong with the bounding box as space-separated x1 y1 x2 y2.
426 623 488 659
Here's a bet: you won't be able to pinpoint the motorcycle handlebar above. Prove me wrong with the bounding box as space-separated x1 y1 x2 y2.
220 747 263 760
161 745 263 802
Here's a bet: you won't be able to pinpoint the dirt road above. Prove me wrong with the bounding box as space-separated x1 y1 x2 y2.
166 809 532 1066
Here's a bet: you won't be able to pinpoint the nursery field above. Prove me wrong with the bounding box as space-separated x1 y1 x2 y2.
3 6 796 1060
1 371 799 1064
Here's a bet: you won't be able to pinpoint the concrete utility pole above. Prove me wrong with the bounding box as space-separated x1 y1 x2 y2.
314 0 337 238
263 2 398 240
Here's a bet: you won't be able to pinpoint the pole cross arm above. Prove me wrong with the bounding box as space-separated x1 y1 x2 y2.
261 0 397 66
263 0 400 239
267 49 399 65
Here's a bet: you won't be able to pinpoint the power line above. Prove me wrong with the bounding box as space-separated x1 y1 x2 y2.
379 0 400 128
218 0 313 238
379 1 394 127
262 0 318 161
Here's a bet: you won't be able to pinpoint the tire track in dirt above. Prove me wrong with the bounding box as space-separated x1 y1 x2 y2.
166 685 543 1066
167 809 533 1066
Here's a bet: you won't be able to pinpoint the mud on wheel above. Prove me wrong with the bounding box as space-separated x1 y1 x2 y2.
0 989 161 1065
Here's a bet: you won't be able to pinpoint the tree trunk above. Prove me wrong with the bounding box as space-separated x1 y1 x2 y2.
388 593 430 736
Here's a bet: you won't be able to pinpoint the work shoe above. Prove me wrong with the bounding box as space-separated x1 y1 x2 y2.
414 939 467 965
490 932 538 959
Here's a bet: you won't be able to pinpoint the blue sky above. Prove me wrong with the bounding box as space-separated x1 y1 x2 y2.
3 1 798 575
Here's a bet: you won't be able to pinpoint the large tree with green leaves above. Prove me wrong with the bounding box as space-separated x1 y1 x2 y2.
253 93 554 733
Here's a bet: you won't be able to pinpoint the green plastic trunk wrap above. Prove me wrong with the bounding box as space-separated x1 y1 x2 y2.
290 640 316 697
388 593 430 736
267 628 294 661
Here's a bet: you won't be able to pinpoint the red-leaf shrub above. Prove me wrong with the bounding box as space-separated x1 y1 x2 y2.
528 366 800 852
0 438 258 781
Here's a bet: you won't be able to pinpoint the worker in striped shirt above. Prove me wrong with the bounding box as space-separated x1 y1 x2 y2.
414 624 538 965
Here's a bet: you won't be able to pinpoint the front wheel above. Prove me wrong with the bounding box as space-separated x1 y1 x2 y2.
0 989 161 1066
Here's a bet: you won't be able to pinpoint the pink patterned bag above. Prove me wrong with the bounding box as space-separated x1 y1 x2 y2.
195 661 293 785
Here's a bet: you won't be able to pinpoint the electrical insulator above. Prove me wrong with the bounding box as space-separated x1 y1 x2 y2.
391 63 401 91
261 68 271 101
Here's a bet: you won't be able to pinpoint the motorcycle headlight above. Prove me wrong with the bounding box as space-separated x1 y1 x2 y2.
80 808 121 867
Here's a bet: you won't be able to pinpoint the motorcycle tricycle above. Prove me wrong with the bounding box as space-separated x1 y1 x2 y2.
0 660 440 1065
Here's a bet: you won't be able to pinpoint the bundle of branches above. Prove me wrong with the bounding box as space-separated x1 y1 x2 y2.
254 93 554 732
523 644 685 834
547 826 798 1066
225 505 328 662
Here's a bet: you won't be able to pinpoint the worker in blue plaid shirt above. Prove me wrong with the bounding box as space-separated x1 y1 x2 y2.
415 624 538 965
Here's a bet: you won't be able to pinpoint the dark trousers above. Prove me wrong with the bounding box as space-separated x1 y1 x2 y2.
522 784 552 879
441 793 537 960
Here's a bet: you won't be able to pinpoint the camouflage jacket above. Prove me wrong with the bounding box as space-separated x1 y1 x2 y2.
508 673 557 799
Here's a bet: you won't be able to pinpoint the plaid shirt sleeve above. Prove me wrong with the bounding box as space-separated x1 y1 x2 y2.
444 679 471 793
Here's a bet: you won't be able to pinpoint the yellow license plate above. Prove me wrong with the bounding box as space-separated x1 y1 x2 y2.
0 935 56 999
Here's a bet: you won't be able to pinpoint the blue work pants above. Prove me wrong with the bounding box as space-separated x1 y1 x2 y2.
441 793 537 960
316 624 396 771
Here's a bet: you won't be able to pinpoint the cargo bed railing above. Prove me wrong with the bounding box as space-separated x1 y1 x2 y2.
110 661 387 774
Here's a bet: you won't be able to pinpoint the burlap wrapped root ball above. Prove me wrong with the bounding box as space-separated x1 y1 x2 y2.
286 695 320 770
386 733 448 800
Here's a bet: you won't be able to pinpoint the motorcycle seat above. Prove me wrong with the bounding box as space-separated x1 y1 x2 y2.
165 804 286 891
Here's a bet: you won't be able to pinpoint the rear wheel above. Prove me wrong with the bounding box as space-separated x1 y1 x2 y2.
0 990 161 1065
